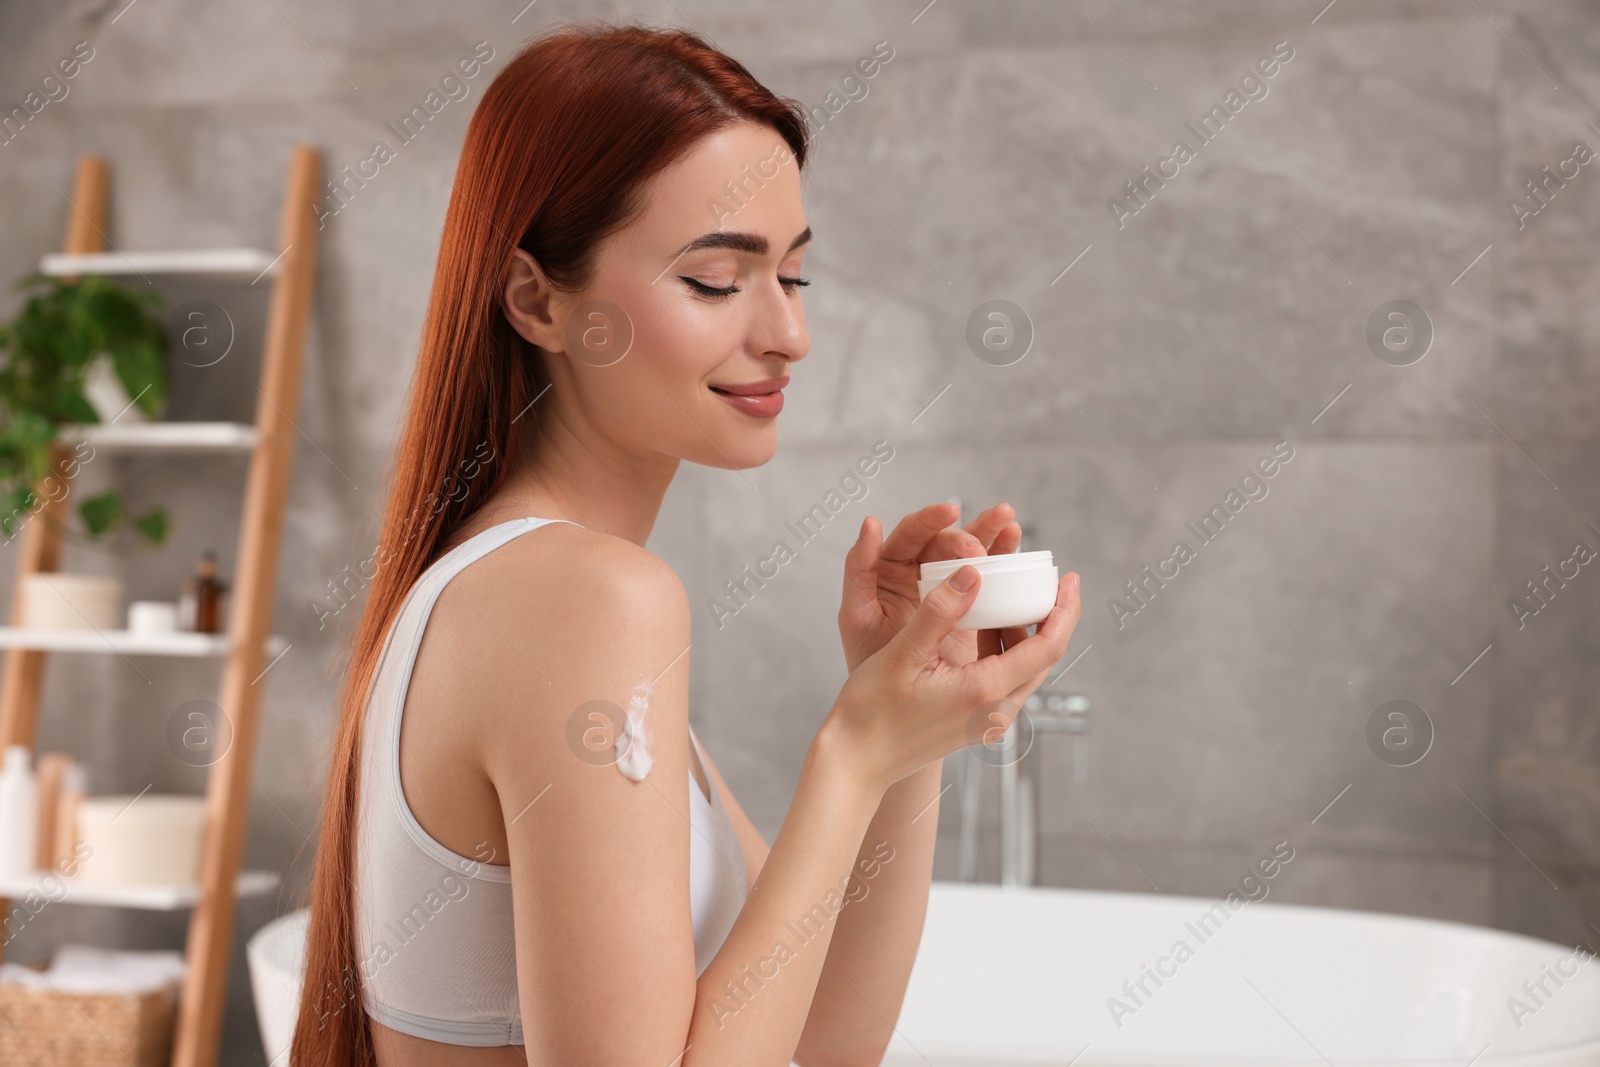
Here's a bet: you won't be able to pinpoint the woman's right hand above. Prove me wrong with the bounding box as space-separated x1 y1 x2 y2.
823 563 1082 793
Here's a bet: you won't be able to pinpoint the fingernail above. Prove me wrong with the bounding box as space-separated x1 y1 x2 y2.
1069 572 1081 594
951 565 977 592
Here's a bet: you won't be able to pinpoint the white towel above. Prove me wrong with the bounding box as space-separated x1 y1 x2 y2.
0 943 184 993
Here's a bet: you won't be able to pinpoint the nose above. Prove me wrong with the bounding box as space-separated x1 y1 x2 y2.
760 285 809 366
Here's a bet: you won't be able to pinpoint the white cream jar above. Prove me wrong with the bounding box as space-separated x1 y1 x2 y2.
72 794 206 885
918 550 1058 631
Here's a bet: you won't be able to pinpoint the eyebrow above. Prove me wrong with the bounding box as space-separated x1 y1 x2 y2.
674 225 812 258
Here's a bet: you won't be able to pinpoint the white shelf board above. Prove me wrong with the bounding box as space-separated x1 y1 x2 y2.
0 626 288 658
0 868 281 910
56 421 259 452
38 248 280 280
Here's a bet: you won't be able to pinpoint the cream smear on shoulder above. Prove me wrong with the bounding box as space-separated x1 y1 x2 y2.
614 680 654 782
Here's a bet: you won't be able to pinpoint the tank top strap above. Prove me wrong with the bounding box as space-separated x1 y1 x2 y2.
419 517 583 595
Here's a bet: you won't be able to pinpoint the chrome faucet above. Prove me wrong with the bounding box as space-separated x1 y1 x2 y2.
955 686 1091 886
940 498 1093 886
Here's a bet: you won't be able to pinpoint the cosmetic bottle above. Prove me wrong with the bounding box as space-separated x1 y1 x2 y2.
0 745 38 877
179 549 229 633
55 762 86 874
33 751 71 870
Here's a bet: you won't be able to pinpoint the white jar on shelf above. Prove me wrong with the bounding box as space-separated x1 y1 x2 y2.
127 599 179 634
18 573 123 630
73 793 206 885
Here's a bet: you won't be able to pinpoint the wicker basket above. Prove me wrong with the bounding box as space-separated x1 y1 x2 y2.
0 959 178 1067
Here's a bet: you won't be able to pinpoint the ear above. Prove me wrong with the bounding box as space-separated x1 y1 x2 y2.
502 247 566 351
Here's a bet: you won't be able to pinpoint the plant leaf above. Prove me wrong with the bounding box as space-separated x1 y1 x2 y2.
78 490 122 538
134 507 170 545
114 338 166 416
55 391 99 425
0 486 34 542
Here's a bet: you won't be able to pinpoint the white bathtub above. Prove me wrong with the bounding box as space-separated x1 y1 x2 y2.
250 884 1600 1066
882 881 1600 1066
248 907 307 1067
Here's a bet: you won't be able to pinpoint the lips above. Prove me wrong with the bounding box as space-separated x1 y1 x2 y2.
710 376 788 418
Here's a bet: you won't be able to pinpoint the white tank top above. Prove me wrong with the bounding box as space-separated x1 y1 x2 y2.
353 515 749 1045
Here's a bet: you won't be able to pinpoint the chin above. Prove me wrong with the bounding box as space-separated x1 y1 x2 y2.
704 428 779 470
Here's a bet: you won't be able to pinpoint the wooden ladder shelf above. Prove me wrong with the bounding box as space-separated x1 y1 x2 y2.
0 144 323 1067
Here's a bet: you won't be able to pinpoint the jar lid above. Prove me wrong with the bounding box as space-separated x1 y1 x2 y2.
920 550 1054 582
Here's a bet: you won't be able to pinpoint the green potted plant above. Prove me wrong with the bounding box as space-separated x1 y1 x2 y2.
0 272 172 550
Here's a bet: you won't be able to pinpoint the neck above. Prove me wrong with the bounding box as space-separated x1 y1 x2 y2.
475 396 679 549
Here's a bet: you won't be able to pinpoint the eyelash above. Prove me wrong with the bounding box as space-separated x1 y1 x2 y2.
680 275 811 300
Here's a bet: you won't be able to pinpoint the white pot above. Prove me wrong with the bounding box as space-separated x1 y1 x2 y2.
73 793 206 885
83 352 149 423
19 573 122 630
127 600 179 634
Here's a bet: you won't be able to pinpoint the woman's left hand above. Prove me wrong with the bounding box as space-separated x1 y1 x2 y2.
838 501 1027 675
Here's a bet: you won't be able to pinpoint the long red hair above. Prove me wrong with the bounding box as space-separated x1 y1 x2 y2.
289 21 809 1066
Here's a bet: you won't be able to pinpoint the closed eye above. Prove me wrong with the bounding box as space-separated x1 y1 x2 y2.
680 277 738 299
679 275 811 300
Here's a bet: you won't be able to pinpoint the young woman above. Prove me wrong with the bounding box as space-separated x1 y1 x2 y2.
291 20 1081 1067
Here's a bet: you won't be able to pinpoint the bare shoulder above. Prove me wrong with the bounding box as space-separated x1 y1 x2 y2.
495 522 683 626
433 520 691 754
442 519 688 637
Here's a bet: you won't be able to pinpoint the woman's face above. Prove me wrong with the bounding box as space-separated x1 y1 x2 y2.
507 120 811 472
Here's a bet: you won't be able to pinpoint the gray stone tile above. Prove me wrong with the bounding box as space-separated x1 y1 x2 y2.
776 14 1505 447
1493 445 1600 869
1265 847 1492 926
937 828 1492 926
636 0 960 66
1494 9 1600 440
1494 860 1600 949
1034 441 1494 856
956 0 1585 46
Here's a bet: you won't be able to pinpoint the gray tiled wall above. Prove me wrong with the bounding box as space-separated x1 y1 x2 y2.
1 0 1596 1061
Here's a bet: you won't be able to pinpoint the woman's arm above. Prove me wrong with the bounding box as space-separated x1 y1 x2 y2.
791 759 943 1066
697 739 943 1066
692 716 887 1062
471 535 891 1066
